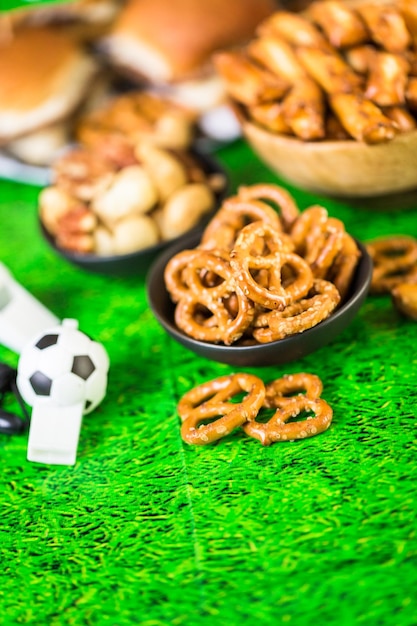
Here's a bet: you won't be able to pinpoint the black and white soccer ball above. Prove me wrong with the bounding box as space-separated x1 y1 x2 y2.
16 319 110 415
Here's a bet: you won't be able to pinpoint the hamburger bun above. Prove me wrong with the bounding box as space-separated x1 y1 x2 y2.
0 25 102 164
99 0 278 110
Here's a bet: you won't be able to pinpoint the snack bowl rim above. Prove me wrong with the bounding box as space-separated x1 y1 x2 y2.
236 103 417 199
146 231 373 367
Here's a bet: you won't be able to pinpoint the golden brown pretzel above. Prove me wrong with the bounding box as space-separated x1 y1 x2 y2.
357 3 411 53
295 45 363 95
291 205 329 254
264 372 323 406
305 1 369 49
366 235 417 293
213 51 290 107
248 34 307 84
364 51 410 107
173 250 255 345
325 232 361 302
243 395 333 446
303 216 346 279
247 101 292 134
280 77 326 141
164 248 206 303
329 92 397 144
201 197 283 251
179 374 266 445
391 282 417 320
230 221 313 310
252 279 341 343
236 183 300 231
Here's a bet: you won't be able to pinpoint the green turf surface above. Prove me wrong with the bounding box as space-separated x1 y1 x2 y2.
0 140 416 626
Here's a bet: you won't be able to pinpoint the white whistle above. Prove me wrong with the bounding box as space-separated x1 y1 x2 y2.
17 319 110 466
0 262 59 354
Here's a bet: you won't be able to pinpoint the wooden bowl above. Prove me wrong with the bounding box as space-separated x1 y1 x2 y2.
241 117 417 198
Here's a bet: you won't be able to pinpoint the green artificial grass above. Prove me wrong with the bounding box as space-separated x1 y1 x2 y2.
0 141 417 626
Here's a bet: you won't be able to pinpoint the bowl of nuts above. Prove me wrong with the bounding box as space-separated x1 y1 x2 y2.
215 0 417 198
147 183 372 366
39 144 228 275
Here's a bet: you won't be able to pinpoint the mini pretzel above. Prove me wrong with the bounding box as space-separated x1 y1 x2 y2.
179 374 266 445
201 197 283 251
243 395 333 446
366 235 417 293
264 372 323 407
164 249 206 302
303 217 346 279
391 283 417 320
327 232 361 302
230 221 313 310
173 250 255 345
291 205 329 254
236 183 300 231
252 279 340 343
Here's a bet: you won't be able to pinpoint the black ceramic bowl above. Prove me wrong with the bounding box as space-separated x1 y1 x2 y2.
40 151 228 276
147 232 373 366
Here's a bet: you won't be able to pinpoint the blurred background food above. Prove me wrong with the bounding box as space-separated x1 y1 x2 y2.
213 0 417 196
0 0 280 170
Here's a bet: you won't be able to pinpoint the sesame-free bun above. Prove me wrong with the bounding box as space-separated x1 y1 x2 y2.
101 0 278 83
0 26 98 143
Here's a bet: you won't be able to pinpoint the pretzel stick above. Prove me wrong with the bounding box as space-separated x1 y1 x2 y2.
247 101 292 134
213 51 290 106
248 35 307 83
296 46 363 94
258 10 330 49
281 77 326 140
357 4 411 53
306 0 369 48
329 93 398 143
365 51 410 106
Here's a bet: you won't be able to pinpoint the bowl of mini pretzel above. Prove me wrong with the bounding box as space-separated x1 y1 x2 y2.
147 182 372 366
38 91 228 275
215 0 417 198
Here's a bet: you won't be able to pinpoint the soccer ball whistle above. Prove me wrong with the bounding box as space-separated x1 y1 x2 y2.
17 319 110 466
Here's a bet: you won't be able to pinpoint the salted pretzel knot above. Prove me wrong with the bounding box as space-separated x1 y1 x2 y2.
264 372 323 407
366 235 417 294
179 373 266 445
173 250 255 345
236 183 300 231
243 395 333 445
243 372 332 445
201 197 283 251
230 221 314 310
252 279 341 343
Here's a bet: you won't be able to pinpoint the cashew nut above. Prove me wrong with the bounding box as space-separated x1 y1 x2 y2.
154 113 194 149
91 165 158 226
112 215 160 254
160 183 215 240
135 143 187 201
